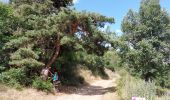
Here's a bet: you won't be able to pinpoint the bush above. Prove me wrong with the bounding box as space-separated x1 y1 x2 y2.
0 68 28 89
0 68 53 92
103 51 121 71
117 70 156 100
32 78 53 92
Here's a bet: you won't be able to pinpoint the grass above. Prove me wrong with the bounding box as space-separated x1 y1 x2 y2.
117 70 170 100
156 95 169 100
117 70 156 100
0 83 7 92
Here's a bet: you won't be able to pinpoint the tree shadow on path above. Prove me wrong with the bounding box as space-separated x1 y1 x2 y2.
59 85 116 96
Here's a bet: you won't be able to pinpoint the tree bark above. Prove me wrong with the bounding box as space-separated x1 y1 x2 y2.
46 35 60 68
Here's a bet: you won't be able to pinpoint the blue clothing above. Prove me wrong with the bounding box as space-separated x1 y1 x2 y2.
53 73 58 81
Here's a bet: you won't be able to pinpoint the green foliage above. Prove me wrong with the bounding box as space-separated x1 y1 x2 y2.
103 50 121 70
0 68 29 89
5 0 114 69
52 0 73 8
117 70 157 100
60 69 85 86
0 0 115 90
9 48 44 68
32 77 53 92
120 0 170 88
0 3 17 72
0 2 13 34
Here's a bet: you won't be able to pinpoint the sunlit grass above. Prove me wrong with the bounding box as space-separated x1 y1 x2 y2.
117 70 156 100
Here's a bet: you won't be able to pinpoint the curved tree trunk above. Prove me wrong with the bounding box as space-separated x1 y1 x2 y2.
46 35 60 68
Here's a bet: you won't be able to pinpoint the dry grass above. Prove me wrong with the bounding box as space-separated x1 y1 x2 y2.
0 68 119 100
0 89 64 100
77 67 117 84
77 67 102 84
117 70 157 100
0 84 8 92
156 96 169 100
116 70 170 100
0 86 61 100
156 91 170 100
0 68 101 100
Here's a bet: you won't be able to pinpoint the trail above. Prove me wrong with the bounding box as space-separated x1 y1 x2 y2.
0 72 120 100
56 73 120 100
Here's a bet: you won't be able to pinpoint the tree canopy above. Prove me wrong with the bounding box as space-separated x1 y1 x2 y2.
0 0 169 92
121 0 170 87
0 0 115 88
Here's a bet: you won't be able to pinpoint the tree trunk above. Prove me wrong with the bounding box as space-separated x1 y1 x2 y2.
46 35 60 68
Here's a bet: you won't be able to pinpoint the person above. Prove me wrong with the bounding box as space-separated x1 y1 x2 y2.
53 72 58 84
52 71 60 92
41 67 51 81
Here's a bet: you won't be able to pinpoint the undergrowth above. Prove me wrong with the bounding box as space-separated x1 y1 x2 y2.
117 70 156 100
32 77 53 93
117 70 170 100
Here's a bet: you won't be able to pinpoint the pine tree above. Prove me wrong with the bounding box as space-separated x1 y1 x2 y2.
0 2 19 72
1 0 114 87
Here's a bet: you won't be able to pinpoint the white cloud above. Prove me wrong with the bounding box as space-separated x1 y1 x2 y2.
73 0 79 4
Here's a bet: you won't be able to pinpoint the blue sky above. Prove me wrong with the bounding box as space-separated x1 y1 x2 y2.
0 0 8 3
1 0 170 34
74 0 170 34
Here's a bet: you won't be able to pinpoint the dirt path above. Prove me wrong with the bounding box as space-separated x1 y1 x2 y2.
0 72 120 100
56 74 120 100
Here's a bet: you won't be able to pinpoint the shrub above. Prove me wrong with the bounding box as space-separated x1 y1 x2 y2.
103 51 121 71
0 68 28 89
0 68 53 92
32 78 53 92
117 70 156 100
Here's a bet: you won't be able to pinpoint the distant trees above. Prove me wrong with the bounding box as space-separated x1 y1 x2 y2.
121 0 170 87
